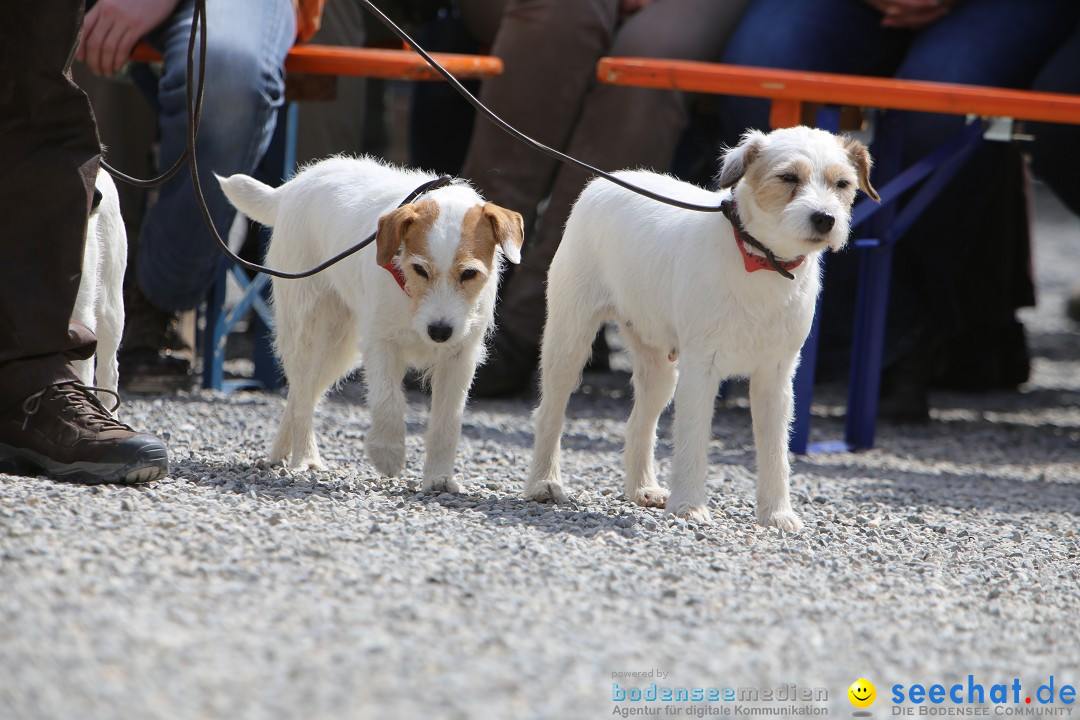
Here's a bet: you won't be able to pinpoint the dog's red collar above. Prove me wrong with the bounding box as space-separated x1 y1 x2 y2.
382 260 409 295
732 225 805 275
720 198 804 279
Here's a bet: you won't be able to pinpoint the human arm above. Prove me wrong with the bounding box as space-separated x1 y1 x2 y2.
76 0 181 77
862 0 965 30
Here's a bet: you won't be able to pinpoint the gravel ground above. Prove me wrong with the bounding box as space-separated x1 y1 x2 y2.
2 184 1079 720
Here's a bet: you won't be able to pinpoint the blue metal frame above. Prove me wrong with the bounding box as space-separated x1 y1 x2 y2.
789 113 988 453
201 102 298 392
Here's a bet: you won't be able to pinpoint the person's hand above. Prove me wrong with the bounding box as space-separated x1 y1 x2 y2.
76 0 181 77
863 0 961 30
618 0 654 23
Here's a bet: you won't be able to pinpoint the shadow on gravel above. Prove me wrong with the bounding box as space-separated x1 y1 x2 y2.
379 484 652 538
855 472 1080 517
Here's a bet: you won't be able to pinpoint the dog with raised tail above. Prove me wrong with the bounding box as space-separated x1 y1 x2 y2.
526 126 879 530
218 156 524 492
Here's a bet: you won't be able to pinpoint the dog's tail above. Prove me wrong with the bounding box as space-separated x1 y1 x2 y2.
216 173 280 227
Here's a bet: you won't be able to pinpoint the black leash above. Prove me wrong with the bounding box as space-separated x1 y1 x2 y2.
720 198 798 280
356 0 728 215
101 0 453 280
100 0 731 283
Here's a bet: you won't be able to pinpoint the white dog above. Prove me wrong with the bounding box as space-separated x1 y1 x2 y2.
73 168 127 403
218 157 524 491
526 126 878 530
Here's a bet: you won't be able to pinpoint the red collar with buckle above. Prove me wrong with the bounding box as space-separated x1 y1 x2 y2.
382 260 409 295
732 225 805 275
720 198 804 279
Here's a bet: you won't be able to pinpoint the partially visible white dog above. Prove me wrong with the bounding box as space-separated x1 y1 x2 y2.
73 168 127 404
526 126 879 531
218 156 524 491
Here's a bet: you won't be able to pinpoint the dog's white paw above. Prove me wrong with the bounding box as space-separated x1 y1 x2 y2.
674 505 712 523
629 485 670 508
291 458 327 472
666 496 712 523
423 475 463 494
524 480 569 504
366 441 405 477
758 508 804 532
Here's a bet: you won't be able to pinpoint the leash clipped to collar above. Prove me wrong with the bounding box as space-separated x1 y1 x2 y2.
720 198 804 280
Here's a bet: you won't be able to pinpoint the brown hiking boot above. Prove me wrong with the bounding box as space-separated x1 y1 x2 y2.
118 283 195 393
0 382 169 484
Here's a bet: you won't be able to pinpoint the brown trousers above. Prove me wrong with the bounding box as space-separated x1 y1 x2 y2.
0 0 100 410
458 0 751 346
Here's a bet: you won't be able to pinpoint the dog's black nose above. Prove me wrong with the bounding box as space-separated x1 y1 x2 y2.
427 321 453 343
810 211 835 233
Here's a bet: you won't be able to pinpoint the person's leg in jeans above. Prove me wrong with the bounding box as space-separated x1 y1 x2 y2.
459 0 620 236
474 0 752 396
877 0 1080 403
716 0 907 143
122 0 296 387
0 0 168 484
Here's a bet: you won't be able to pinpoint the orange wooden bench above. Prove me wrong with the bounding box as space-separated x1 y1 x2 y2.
131 42 502 81
597 58 1080 453
129 42 502 392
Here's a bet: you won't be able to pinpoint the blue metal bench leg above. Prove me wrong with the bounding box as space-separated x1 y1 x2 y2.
844 237 893 449
790 279 824 455
842 118 985 449
201 102 296 392
789 107 841 455
202 260 229 391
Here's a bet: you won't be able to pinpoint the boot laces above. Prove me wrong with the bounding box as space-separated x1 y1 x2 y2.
22 383 129 432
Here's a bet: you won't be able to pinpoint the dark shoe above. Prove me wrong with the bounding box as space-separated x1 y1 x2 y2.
119 284 194 393
118 347 195 393
585 329 610 373
934 319 1030 392
0 383 168 484
471 332 539 398
878 331 942 424
1069 284 1080 323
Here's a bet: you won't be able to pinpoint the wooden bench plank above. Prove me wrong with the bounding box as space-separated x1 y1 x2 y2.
597 57 1080 125
131 43 502 81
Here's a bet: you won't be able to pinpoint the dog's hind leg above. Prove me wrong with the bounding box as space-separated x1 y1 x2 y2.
666 358 722 523
524 300 604 504
621 326 676 508
748 357 803 532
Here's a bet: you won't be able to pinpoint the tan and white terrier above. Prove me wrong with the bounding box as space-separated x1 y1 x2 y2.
525 126 879 530
219 156 524 492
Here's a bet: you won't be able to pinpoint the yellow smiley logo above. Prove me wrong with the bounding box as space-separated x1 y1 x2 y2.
848 678 876 708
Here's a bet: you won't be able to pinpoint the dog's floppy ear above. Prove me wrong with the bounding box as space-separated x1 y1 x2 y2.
375 204 419 266
717 129 766 189
842 135 880 203
482 203 524 264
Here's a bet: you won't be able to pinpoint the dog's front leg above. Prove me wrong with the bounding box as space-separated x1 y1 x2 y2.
666 360 721 523
363 347 408 477
422 348 478 494
748 358 803 532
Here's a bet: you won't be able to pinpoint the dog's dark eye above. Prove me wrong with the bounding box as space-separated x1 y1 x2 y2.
459 268 479 283
837 179 852 190
778 173 800 184
412 264 429 279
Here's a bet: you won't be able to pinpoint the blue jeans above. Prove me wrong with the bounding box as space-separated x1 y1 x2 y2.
136 0 296 312
718 0 1079 158
716 0 1079 375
